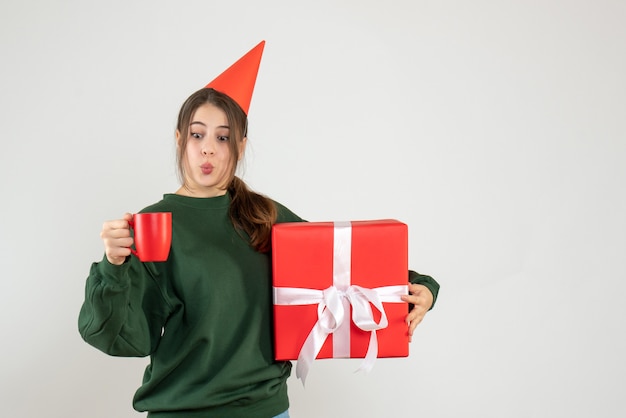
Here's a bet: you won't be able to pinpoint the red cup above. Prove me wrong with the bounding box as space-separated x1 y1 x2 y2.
129 212 172 262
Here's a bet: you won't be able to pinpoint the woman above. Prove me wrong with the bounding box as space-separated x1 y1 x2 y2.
78 42 439 418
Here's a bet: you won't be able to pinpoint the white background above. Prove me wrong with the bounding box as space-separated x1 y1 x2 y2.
1 0 625 417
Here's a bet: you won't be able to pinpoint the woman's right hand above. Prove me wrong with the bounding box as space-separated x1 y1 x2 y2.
101 213 134 265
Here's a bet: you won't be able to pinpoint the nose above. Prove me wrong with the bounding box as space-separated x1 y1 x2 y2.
202 142 215 156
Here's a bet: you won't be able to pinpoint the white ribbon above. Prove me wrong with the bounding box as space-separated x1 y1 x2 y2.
273 221 407 384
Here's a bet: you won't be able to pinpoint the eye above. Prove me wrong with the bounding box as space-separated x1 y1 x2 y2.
217 136 230 142
190 132 202 139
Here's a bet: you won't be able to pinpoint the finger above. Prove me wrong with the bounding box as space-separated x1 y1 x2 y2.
100 218 132 242
104 227 132 239
408 282 426 296
407 313 425 342
102 218 131 231
107 245 132 258
407 283 434 311
407 304 426 325
406 304 427 341
401 293 426 308
103 236 133 262
104 236 134 248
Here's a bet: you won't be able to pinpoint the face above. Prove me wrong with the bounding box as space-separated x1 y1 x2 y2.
176 103 246 197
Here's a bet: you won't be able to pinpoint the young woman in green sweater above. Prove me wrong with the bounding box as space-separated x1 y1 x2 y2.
78 41 439 418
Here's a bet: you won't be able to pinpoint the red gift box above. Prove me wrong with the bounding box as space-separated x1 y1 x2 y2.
272 220 409 382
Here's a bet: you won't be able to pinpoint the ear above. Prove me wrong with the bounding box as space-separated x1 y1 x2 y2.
238 136 248 161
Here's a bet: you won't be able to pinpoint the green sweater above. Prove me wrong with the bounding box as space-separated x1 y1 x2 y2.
78 193 439 417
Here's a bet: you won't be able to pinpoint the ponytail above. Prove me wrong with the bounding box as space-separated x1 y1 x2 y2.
228 176 277 252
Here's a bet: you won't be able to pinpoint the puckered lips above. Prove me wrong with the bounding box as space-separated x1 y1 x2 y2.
201 163 214 175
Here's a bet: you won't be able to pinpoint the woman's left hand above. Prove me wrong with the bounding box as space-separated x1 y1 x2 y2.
401 283 434 342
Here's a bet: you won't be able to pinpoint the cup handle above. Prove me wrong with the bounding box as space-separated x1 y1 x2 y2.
128 215 137 257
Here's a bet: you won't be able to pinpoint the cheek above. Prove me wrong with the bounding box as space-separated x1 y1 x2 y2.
218 143 235 162
181 145 196 169
184 142 203 163
219 159 235 176
218 154 236 178
186 140 200 153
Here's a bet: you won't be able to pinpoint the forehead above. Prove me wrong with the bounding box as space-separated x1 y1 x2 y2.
191 103 228 127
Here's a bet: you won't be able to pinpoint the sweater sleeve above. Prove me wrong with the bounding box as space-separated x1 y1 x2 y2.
78 255 173 357
409 270 440 310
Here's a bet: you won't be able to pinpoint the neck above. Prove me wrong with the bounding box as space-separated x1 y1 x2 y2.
175 184 228 198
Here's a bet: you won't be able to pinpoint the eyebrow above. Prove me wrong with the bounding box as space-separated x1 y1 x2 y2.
190 121 230 129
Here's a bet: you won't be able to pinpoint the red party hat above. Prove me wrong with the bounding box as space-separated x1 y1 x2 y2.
205 41 265 115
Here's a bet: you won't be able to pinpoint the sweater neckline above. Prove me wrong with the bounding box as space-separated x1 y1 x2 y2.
162 192 230 209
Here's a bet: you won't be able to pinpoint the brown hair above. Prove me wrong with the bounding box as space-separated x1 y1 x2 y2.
176 87 277 252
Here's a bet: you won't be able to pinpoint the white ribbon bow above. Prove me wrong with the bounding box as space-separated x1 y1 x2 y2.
273 284 407 384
